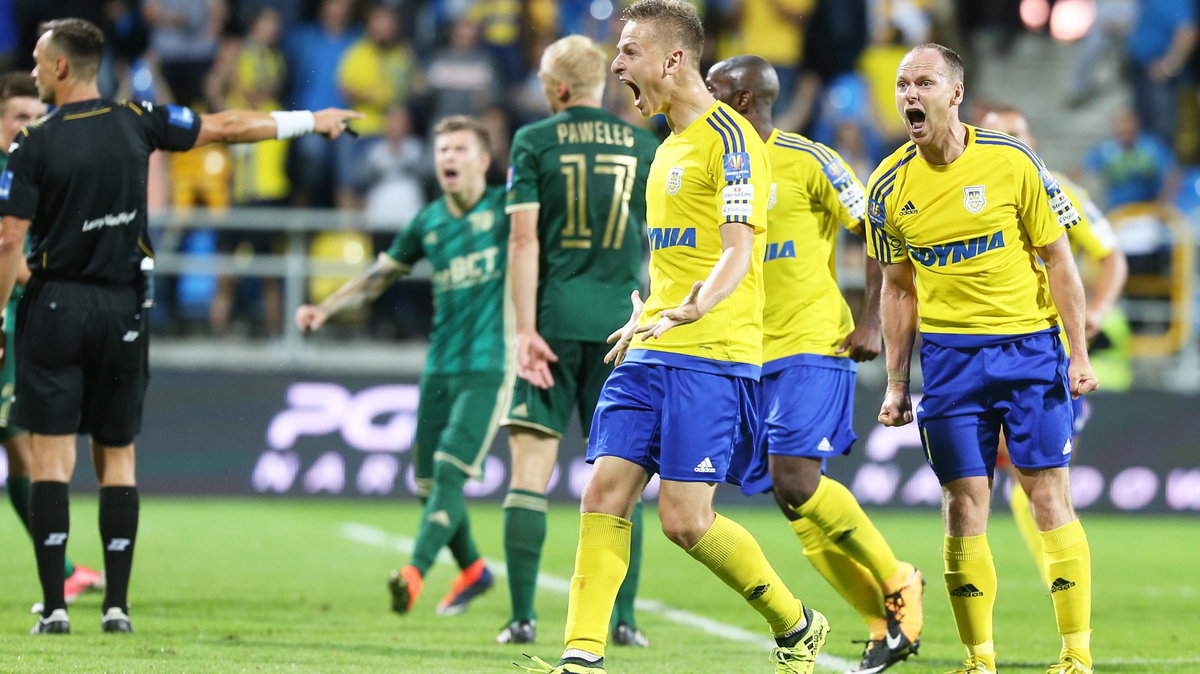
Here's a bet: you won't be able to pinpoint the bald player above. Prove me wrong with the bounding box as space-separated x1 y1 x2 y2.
978 105 1126 584
868 44 1097 674
707 55 924 674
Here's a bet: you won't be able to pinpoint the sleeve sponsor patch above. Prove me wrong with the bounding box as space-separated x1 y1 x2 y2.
722 184 755 202
0 170 11 200
722 203 754 219
722 152 752 182
837 181 867 220
167 103 196 129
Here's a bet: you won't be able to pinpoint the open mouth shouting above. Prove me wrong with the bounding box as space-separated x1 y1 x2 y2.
621 77 643 110
905 107 927 136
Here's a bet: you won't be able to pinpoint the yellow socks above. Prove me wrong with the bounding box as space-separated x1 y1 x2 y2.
564 513 632 657
1009 484 1048 584
688 513 803 636
1041 519 1093 668
790 517 886 638
795 477 902 588
944 534 997 669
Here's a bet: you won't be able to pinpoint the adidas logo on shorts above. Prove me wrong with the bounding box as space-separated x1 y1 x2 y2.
693 457 716 474
817 437 834 452
1062 440 1073 455
949 583 985 597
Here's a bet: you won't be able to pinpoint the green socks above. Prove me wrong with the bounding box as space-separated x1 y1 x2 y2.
410 464 472 575
612 501 643 629
504 489 548 622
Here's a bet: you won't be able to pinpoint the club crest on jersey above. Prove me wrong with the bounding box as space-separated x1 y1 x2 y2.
722 152 751 181
469 211 495 233
666 166 684 195
963 185 986 214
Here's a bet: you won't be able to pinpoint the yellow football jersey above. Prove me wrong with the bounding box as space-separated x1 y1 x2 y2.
865 125 1081 335
628 101 770 375
763 130 867 364
1055 171 1118 260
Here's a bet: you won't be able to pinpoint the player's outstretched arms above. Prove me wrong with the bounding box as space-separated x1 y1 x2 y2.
637 221 754 340
295 254 405 333
604 290 645 366
195 108 363 147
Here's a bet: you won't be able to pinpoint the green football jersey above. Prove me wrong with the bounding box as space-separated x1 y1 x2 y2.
387 185 511 376
506 106 658 342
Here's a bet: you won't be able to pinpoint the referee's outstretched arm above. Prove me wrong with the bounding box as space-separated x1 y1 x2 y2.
193 107 363 148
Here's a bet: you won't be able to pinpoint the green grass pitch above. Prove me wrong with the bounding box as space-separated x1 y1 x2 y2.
0 498 1196 672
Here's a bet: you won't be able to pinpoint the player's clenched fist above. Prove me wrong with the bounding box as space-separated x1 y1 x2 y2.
295 305 330 332
878 384 914 427
1068 358 1100 398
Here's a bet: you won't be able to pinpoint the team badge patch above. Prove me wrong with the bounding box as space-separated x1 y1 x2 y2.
821 160 845 181
666 166 684 195
722 152 751 181
469 211 495 233
963 185 986 214
0 170 11 200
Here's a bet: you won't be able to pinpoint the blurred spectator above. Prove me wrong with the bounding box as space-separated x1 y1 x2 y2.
1126 0 1198 145
337 5 422 152
143 0 227 107
1080 109 1180 209
734 0 814 121
285 0 360 207
208 5 291 336
480 104 510 185
468 0 524 87
229 0 304 31
358 105 426 228
833 119 877 183
424 19 502 125
1065 0 1136 107
778 0 869 134
102 2 150 100
0 0 18 71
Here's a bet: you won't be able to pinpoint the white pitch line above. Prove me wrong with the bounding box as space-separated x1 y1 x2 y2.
341 521 856 672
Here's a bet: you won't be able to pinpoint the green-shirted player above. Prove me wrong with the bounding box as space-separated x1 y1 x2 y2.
496 35 658 646
0 72 103 606
296 116 512 617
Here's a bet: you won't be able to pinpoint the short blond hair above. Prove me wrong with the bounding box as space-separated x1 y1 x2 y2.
621 0 704 63
541 35 608 99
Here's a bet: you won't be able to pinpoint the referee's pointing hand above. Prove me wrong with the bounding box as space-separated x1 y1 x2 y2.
313 108 365 139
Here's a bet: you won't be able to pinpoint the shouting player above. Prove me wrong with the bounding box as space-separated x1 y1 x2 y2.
869 44 1097 674
499 35 658 646
706 55 925 674
521 2 829 673
296 116 510 618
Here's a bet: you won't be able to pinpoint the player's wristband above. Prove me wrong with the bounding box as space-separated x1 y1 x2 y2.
887 368 910 384
269 110 315 139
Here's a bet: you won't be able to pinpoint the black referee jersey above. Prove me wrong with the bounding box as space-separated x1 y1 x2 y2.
0 98 201 283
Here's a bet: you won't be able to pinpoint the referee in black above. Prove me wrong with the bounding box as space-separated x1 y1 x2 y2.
0 18 360 634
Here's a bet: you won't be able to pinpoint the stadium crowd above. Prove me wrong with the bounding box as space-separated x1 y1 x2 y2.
3 0 1197 338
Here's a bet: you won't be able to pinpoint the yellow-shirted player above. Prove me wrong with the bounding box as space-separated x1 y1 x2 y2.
979 105 1128 589
706 55 925 674
869 44 1098 674
519 2 830 673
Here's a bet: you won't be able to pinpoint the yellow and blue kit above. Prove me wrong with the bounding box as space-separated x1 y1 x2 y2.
743 131 869 495
866 125 1081 484
588 102 770 484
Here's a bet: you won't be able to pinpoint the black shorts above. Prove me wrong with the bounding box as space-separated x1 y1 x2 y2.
14 278 149 446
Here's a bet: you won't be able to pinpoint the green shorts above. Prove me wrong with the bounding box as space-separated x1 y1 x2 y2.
502 339 613 439
413 370 512 496
0 294 23 441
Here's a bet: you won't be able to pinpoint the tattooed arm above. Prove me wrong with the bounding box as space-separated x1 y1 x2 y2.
295 253 407 332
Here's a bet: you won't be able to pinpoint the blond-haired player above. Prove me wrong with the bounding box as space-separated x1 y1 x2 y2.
521 2 828 672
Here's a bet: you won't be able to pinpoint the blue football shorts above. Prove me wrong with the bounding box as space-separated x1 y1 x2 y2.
916 328 1074 484
586 361 761 485
740 355 858 496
